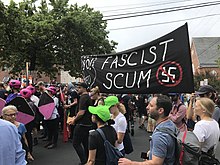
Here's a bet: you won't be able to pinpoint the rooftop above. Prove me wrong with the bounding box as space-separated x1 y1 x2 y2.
192 37 220 67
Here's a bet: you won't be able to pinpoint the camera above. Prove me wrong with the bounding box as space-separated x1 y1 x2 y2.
141 152 148 159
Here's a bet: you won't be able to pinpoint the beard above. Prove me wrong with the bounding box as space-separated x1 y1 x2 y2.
149 111 159 121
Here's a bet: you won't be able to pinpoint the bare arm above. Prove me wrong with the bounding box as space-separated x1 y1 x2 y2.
118 155 164 165
186 94 196 120
69 110 85 125
116 132 125 144
64 98 78 109
12 126 26 165
22 134 34 160
86 149 96 165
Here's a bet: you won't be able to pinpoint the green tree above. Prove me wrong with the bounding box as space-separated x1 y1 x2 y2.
216 57 220 67
0 0 117 78
217 45 220 67
194 71 220 92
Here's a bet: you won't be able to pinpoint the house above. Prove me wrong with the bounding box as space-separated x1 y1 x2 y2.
191 37 220 77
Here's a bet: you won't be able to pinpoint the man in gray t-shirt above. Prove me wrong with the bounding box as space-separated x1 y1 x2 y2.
119 95 178 165
150 120 177 165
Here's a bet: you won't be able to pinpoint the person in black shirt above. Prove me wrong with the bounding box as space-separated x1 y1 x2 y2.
64 83 79 139
0 82 7 100
69 82 92 165
87 105 117 165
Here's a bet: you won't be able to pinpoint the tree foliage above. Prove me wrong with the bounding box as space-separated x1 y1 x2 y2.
0 0 117 78
217 45 220 67
194 71 220 92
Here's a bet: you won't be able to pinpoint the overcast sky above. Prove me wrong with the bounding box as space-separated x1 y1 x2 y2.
2 0 220 51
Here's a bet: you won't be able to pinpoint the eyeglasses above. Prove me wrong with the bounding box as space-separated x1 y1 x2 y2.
4 113 18 117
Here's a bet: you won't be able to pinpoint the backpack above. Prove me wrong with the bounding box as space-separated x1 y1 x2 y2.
123 129 133 154
157 128 220 165
199 147 220 165
97 128 124 165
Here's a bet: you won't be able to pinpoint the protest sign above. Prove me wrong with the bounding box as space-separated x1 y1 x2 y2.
81 23 194 94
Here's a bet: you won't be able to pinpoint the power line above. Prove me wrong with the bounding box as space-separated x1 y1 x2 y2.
190 6 211 36
104 1 220 18
93 2 150 9
93 0 174 9
198 38 220 57
101 0 195 13
95 0 195 10
103 1 220 21
108 13 220 31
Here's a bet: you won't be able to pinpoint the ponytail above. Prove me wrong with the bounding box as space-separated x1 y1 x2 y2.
117 103 126 115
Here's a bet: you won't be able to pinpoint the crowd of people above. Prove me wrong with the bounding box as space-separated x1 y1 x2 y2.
0 79 220 165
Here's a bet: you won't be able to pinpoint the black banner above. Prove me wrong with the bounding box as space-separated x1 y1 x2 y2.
81 23 194 94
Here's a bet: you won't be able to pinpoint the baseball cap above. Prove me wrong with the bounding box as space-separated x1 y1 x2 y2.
76 82 88 89
89 105 111 122
196 85 216 95
36 81 45 87
104 96 119 107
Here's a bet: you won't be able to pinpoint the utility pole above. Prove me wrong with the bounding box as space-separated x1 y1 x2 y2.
26 62 29 86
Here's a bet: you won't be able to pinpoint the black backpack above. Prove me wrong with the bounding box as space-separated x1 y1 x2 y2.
97 128 123 165
123 129 133 154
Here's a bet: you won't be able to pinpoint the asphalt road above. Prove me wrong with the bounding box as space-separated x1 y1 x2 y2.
29 123 220 165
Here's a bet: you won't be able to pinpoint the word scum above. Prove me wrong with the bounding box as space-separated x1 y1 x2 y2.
82 38 175 90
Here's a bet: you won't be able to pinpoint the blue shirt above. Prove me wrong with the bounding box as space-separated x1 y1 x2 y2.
0 119 26 165
149 119 178 165
17 123 27 139
5 93 21 104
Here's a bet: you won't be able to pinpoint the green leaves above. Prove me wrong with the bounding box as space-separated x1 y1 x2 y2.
0 0 117 79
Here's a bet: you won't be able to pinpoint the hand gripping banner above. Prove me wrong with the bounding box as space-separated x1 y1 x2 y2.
81 23 194 94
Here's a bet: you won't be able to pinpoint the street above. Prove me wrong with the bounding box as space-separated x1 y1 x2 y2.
30 123 220 165
30 125 150 164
